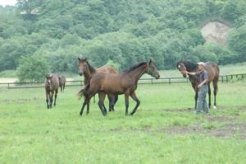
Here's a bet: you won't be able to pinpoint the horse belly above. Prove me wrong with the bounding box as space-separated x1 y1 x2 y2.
101 79 124 94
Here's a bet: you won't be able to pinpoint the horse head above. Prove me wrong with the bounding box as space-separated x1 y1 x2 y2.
45 74 53 90
78 57 88 76
146 59 160 79
177 61 199 78
176 61 188 78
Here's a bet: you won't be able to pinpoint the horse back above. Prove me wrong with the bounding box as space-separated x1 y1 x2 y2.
205 62 220 81
59 75 66 86
97 65 117 74
51 74 60 90
89 72 126 94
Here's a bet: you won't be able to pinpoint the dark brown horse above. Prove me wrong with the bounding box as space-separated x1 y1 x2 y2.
45 74 59 109
78 57 118 113
59 75 66 92
79 59 160 116
176 61 220 109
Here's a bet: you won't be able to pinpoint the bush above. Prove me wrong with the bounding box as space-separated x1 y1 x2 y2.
17 55 50 82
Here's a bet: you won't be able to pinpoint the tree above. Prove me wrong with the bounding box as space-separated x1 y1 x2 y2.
227 24 246 62
17 55 49 82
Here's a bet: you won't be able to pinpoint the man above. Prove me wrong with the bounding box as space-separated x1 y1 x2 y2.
186 62 209 114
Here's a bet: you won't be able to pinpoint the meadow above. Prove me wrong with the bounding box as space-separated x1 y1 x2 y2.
0 81 246 163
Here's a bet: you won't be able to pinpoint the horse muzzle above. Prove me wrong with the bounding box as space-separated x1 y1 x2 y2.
155 74 160 79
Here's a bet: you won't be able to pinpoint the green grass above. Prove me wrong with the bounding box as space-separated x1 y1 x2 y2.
0 82 246 163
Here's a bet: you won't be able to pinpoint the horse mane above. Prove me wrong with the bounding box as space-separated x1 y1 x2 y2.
85 60 96 73
179 61 198 72
124 62 147 73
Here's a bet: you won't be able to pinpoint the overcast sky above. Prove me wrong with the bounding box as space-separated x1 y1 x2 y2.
0 0 17 7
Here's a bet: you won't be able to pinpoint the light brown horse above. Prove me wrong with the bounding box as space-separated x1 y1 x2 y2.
59 75 66 92
176 61 220 109
79 59 160 116
78 57 118 114
45 74 59 109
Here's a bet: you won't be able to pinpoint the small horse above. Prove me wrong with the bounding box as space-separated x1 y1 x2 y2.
176 61 220 109
78 57 118 113
59 75 66 92
79 59 160 116
45 74 59 109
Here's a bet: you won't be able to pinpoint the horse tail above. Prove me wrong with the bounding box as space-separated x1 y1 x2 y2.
77 84 90 99
77 89 85 99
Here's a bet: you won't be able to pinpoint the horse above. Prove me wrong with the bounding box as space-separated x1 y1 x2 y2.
176 61 220 109
45 74 60 109
78 57 118 113
59 75 66 92
79 59 160 116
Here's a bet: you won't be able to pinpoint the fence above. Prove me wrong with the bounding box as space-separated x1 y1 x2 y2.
0 73 245 89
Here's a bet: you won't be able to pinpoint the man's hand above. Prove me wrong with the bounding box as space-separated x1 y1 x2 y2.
198 83 202 88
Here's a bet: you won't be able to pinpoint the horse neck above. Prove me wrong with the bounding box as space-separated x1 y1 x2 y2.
185 62 198 72
83 71 92 85
83 63 96 85
124 63 147 82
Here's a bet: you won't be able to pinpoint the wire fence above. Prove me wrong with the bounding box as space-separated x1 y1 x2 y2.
0 73 245 89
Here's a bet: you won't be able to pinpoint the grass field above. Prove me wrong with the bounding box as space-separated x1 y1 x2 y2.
0 82 246 163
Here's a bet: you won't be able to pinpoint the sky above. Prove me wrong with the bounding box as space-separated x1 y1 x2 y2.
0 0 17 7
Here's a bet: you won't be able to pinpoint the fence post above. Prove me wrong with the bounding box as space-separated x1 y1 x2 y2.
168 78 171 84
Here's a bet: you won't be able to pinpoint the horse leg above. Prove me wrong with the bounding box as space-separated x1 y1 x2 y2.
213 80 218 109
208 82 211 109
86 96 91 115
192 83 198 109
112 94 118 111
50 92 54 108
195 91 198 109
80 97 87 116
46 92 49 109
108 94 115 112
98 92 107 116
129 92 140 115
80 94 91 116
124 94 129 116
54 89 58 107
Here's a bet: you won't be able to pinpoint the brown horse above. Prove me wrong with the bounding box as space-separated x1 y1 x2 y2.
59 75 66 92
78 57 118 113
176 61 220 109
79 59 160 116
45 74 59 109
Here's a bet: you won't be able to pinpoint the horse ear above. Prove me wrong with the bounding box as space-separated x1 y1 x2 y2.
78 57 81 61
148 59 153 65
46 74 51 79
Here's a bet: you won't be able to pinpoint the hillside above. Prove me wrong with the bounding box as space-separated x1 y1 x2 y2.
0 0 245 81
201 21 231 45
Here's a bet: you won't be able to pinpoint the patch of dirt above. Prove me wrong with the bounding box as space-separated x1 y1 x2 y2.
201 21 231 45
0 78 17 83
164 122 246 140
0 97 42 104
206 115 236 122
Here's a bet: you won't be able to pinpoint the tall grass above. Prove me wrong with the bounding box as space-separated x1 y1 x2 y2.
0 82 246 163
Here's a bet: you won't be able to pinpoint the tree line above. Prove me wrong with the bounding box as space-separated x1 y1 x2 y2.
0 0 245 81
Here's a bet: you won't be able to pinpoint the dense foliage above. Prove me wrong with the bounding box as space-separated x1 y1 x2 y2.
0 0 245 81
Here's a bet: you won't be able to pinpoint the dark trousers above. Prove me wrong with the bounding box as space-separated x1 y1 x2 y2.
196 85 209 113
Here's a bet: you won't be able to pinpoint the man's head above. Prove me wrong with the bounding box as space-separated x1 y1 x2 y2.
198 62 206 71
